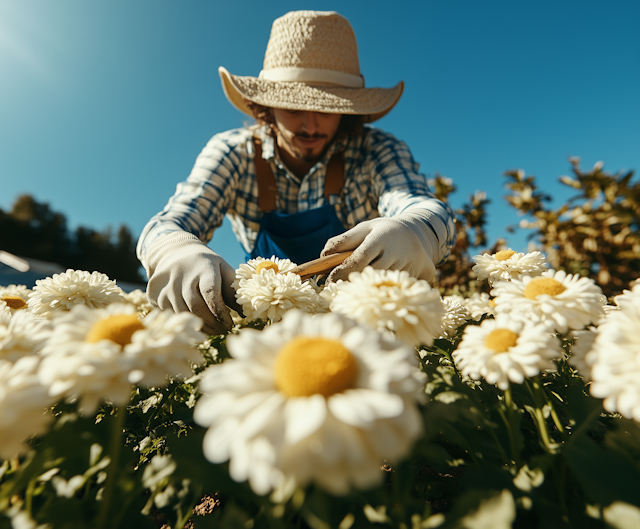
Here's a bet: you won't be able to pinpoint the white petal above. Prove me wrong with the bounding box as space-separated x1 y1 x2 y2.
283 395 327 445
128 369 144 383
202 417 241 463
247 437 277 495
236 392 286 440
329 390 404 427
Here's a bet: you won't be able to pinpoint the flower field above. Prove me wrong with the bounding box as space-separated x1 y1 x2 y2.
1 247 640 529
1 160 639 528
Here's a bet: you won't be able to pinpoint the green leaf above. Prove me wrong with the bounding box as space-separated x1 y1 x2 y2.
564 434 640 508
417 443 456 474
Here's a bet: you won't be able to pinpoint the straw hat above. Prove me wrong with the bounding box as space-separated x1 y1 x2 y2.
219 10 404 123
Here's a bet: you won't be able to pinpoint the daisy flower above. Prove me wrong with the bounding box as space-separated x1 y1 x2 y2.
601 280 640 325
491 269 606 334
312 280 343 314
0 310 52 364
193 310 426 496
0 284 32 316
464 292 496 321
472 249 548 285
440 297 471 338
38 303 206 413
122 288 153 315
0 356 55 459
1 297 29 317
235 269 319 323
0 284 31 299
444 293 466 305
329 267 445 348
602 304 621 322
28 269 125 318
452 314 562 390
613 280 640 311
590 288 640 420
232 256 297 290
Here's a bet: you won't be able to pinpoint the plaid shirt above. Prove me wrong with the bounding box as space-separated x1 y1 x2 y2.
137 125 457 266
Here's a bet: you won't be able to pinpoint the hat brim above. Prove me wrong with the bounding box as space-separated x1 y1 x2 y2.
219 67 403 123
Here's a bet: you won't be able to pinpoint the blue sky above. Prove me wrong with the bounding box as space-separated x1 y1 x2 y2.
1 0 638 271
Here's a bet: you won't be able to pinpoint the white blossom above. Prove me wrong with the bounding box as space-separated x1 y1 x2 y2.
194 310 425 495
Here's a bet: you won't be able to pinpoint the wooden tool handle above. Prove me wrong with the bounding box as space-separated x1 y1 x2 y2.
289 251 354 281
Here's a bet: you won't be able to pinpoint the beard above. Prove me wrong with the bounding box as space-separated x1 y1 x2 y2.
280 132 330 164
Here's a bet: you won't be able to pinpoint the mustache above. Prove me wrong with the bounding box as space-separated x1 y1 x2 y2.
294 133 327 140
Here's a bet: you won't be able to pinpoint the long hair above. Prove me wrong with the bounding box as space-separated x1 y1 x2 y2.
245 101 365 138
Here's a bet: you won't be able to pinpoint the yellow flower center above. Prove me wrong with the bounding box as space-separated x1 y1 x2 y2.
374 281 400 288
523 278 566 299
274 337 358 397
489 299 497 307
484 329 519 353
255 261 279 274
85 314 145 347
494 250 517 261
1 296 28 310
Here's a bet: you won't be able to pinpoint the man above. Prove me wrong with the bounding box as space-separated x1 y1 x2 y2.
137 10 457 335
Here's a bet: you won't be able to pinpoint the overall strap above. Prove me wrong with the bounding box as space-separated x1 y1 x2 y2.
253 138 278 213
252 137 345 212
324 150 344 199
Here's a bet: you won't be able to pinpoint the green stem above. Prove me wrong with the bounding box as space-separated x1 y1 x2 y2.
535 381 567 439
500 386 522 469
141 494 156 516
526 379 558 453
82 476 92 499
548 400 566 438
175 505 191 529
174 490 199 529
534 407 556 452
25 478 36 516
97 406 127 529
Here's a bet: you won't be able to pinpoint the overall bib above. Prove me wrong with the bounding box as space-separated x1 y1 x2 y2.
246 138 346 265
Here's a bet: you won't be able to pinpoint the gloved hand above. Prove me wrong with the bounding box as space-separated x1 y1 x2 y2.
145 231 241 335
321 211 439 283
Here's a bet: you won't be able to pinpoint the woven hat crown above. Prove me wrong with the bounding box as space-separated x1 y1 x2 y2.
262 11 362 81
218 10 404 122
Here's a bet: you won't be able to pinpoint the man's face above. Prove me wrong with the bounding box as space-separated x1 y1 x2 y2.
272 109 342 168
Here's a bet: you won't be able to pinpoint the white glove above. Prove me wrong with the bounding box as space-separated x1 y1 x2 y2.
145 231 240 335
321 211 439 283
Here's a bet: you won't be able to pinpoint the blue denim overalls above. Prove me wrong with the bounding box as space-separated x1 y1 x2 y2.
245 137 346 265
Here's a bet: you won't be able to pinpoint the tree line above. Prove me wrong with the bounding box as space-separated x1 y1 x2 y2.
0 194 144 284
